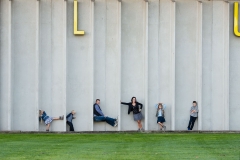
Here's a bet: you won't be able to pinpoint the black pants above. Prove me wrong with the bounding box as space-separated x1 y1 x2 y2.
67 121 74 131
188 116 197 130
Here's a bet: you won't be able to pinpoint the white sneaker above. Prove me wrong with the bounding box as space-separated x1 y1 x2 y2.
114 116 119 127
114 121 118 127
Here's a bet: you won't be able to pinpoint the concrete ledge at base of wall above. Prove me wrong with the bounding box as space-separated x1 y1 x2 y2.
0 130 240 134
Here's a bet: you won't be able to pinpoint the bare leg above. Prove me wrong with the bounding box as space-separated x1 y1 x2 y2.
137 120 143 129
158 122 163 130
46 124 50 131
52 115 64 120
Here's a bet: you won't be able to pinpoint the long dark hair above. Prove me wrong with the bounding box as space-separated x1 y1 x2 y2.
131 97 137 103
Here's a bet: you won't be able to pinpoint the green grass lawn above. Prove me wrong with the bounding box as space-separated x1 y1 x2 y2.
0 133 239 160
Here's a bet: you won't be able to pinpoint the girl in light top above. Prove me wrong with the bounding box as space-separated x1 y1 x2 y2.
39 110 64 132
155 103 166 131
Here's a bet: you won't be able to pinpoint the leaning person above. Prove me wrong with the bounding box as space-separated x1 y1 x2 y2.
187 101 199 130
93 99 118 127
155 103 166 131
121 97 144 131
66 110 76 131
39 110 64 132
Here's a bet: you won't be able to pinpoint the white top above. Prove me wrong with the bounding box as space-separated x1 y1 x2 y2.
155 104 166 117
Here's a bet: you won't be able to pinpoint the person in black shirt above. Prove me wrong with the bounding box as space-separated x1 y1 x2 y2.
121 97 144 131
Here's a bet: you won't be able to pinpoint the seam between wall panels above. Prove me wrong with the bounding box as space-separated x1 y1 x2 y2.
105 0 107 131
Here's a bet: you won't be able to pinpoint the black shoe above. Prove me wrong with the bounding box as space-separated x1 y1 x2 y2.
59 115 64 120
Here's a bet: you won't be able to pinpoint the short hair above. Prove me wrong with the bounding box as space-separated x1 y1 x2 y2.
96 99 100 102
193 101 197 104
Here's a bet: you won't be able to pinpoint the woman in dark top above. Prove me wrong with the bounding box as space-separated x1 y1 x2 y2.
121 97 144 131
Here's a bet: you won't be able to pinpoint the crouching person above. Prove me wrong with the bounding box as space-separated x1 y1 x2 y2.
39 110 64 132
93 99 118 127
66 110 76 131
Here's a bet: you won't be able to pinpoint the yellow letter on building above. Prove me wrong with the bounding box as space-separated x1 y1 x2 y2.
74 0 85 35
234 2 240 37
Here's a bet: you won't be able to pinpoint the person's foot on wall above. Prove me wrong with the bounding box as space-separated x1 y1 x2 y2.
116 116 119 123
114 121 118 127
59 115 64 120
163 125 166 131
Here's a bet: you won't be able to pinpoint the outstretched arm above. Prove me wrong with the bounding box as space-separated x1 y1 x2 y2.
121 102 130 105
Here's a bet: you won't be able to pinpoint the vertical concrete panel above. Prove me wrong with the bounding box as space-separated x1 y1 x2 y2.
117 0 122 131
121 0 145 131
148 0 174 131
160 0 175 131
105 0 120 131
93 0 107 131
35 0 40 131
196 1 203 131
143 1 148 130
11 0 37 131
211 1 229 130
39 0 53 131
223 2 229 130
170 1 176 130
66 0 94 131
175 1 197 130
202 1 212 130
229 2 240 130
93 0 121 131
148 0 159 130
0 0 11 130
51 0 66 131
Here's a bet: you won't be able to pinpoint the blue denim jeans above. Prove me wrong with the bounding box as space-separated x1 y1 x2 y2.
94 116 116 127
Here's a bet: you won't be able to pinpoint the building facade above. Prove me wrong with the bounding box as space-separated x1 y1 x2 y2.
0 0 240 131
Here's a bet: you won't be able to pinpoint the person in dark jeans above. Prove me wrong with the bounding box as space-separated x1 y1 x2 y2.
187 101 199 130
93 99 118 127
66 110 76 131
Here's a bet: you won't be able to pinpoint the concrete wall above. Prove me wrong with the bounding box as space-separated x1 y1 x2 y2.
0 0 240 131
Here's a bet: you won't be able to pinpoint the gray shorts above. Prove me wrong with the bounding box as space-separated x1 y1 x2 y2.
133 112 143 121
